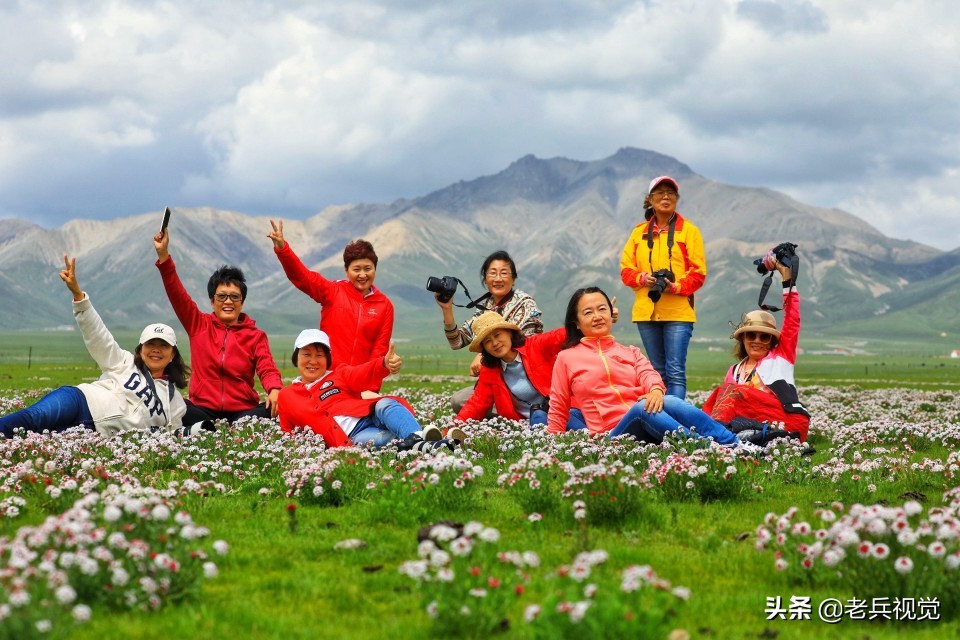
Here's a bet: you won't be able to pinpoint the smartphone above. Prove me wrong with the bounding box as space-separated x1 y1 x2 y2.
160 207 171 234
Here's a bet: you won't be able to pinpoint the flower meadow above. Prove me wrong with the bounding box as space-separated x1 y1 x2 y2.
1 382 959 639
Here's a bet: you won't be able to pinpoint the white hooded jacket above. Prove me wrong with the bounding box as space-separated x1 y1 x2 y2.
73 294 186 436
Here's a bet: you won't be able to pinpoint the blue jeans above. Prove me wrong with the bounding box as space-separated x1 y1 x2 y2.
0 386 95 438
608 395 737 445
635 321 694 399
348 398 421 448
531 407 587 431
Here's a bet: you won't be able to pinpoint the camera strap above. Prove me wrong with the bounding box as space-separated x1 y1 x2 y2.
646 214 676 270
463 291 491 310
465 289 514 312
758 256 800 312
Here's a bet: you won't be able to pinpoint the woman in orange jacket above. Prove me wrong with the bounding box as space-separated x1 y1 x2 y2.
619 176 706 400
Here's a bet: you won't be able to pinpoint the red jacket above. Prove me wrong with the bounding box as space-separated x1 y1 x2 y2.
156 257 283 412
456 328 565 422
278 358 403 448
274 243 394 379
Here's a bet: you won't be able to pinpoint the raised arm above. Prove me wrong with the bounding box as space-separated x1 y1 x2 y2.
270 220 334 305
774 262 800 361
153 229 205 334
63 256 129 374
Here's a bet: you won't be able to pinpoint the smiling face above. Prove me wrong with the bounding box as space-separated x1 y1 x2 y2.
482 328 518 363
484 259 515 303
576 292 613 339
741 331 774 362
297 344 329 384
140 339 175 377
346 258 376 295
211 283 243 326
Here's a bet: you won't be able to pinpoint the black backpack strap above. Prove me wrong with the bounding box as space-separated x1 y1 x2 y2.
138 364 174 423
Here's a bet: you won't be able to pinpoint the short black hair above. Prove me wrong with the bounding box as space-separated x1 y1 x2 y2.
207 265 248 301
480 250 518 288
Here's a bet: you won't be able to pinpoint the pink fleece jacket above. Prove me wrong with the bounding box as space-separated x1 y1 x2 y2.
547 336 665 436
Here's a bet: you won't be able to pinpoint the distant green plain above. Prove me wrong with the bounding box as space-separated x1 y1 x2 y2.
2 329 958 393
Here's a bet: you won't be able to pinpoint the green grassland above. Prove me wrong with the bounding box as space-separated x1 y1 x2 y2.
3 330 959 393
2 331 960 639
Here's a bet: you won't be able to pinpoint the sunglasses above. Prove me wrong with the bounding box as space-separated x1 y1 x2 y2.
742 331 773 343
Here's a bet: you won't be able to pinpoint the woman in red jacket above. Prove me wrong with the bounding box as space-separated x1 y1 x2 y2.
278 329 458 450
455 312 585 430
268 220 394 387
154 229 283 426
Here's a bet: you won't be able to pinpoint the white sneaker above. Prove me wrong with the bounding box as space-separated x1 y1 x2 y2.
421 425 442 442
446 426 468 443
736 440 764 455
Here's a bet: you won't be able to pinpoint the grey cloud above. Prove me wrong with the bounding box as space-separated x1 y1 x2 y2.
736 0 828 35
0 1 958 251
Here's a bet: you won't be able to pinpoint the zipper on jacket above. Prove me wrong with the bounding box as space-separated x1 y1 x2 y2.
595 340 632 410
219 327 228 411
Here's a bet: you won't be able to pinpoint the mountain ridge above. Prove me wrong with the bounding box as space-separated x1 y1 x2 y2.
1 148 957 349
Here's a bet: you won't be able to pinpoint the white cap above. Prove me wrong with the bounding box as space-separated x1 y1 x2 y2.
648 175 679 195
294 329 331 349
139 323 177 347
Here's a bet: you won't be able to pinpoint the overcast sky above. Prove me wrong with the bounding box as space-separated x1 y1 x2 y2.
2 0 958 250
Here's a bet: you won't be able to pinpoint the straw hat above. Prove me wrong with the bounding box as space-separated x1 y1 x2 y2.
468 312 520 353
732 310 780 340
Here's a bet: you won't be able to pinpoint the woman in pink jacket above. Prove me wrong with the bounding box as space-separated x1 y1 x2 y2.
547 287 742 446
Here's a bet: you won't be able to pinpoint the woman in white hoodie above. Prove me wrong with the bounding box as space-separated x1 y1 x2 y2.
0 256 189 438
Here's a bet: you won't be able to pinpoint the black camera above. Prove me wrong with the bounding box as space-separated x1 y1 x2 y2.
426 276 458 303
753 242 798 275
647 269 675 302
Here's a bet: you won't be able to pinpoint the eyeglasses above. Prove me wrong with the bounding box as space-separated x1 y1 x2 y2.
649 190 677 199
485 270 513 279
214 293 243 303
742 331 773 343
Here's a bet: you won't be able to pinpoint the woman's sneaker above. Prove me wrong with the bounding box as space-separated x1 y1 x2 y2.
421 425 443 442
728 416 768 433
446 426 468 443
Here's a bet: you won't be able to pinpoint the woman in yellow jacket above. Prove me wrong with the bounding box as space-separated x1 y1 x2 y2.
619 176 706 400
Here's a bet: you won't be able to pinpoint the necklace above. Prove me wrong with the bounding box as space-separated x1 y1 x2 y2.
736 360 757 385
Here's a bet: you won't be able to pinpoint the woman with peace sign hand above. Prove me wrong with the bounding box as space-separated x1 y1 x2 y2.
1 256 190 438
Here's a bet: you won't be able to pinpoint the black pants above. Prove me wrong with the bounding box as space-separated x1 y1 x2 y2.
184 399 272 426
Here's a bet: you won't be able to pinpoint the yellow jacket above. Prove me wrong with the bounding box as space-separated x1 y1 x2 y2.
619 213 707 322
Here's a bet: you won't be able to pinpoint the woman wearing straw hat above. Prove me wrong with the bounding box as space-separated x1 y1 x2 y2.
1 256 190 438
703 255 810 443
455 311 585 430
619 176 706 400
